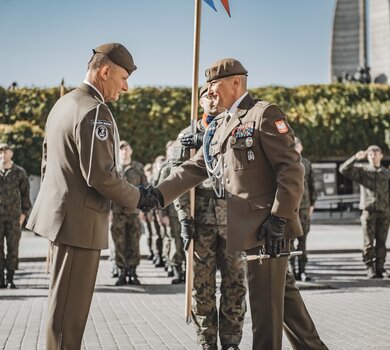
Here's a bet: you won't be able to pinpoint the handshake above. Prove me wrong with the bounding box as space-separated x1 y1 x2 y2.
136 185 164 213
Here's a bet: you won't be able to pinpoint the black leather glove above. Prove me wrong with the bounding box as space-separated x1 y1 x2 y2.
257 215 286 257
137 185 164 213
180 132 204 150
180 218 195 250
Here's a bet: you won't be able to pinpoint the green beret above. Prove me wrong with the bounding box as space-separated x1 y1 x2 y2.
93 43 137 74
199 83 209 98
205 58 248 82
366 145 382 152
0 143 12 151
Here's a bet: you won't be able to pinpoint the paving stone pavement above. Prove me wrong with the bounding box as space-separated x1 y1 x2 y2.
0 227 389 349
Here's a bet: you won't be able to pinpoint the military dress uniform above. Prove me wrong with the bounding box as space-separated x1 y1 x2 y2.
339 154 390 276
156 58 327 350
0 161 31 288
290 157 316 279
111 160 147 285
171 119 247 346
26 76 140 348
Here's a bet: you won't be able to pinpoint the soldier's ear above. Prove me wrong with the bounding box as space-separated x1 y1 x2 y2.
99 65 111 81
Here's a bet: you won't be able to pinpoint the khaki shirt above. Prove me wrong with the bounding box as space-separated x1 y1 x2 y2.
157 94 304 252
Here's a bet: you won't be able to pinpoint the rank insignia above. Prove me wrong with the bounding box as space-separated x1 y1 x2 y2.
232 121 255 139
274 119 288 134
96 125 108 141
90 120 112 127
245 137 254 147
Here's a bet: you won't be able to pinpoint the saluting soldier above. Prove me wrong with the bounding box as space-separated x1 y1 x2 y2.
340 145 390 279
111 140 147 286
170 85 246 349
147 59 328 350
290 137 317 281
26 43 156 350
0 143 31 289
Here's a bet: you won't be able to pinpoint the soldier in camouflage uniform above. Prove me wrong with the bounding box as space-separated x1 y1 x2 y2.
0 143 31 289
110 141 147 285
171 86 247 350
340 145 390 279
157 142 185 283
290 137 317 281
141 163 155 261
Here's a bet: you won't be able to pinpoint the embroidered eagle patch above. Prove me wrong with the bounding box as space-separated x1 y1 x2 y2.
274 120 288 134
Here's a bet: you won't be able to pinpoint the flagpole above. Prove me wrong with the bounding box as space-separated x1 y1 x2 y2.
185 0 202 325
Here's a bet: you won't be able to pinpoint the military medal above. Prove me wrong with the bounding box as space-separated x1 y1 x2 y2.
230 136 237 145
247 150 255 161
245 137 253 147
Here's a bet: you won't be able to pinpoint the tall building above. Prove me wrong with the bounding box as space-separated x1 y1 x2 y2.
331 0 390 83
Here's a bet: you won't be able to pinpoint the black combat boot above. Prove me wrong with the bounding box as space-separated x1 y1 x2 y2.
6 270 16 289
221 345 240 350
154 256 165 268
298 260 311 282
171 265 185 285
166 265 174 277
128 267 141 285
115 269 127 286
147 251 154 261
0 270 6 288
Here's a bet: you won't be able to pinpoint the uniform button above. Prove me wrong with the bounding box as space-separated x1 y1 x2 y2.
226 179 230 184
224 163 228 168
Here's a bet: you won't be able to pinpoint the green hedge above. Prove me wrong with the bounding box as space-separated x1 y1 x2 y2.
0 84 389 176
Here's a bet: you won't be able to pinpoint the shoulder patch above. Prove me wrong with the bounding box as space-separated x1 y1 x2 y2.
95 125 109 141
274 119 288 134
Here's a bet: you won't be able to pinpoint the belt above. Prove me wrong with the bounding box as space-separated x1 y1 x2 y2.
195 188 225 200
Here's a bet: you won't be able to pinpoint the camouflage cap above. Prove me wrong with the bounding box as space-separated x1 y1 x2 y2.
0 143 12 151
205 58 248 82
199 83 209 98
367 145 382 152
119 140 130 148
93 43 137 74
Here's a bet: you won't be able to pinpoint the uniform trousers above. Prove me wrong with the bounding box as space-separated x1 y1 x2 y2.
46 243 100 350
361 210 390 269
246 247 328 350
0 217 21 271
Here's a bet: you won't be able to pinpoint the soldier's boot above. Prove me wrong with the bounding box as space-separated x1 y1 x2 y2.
6 270 16 289
298 260 311 282
201 344 217 350
166 265 174 277
221 345 240 350
367 265 376 279
289 257 297 279
147 251 154 261
128 267 141 285
0 270 6 289
115 269 127 286
171 265 185 285
154 256 165 268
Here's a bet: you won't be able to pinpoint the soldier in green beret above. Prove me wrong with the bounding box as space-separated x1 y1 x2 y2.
0 143 31 289
26 43 158 349
340 145 390 278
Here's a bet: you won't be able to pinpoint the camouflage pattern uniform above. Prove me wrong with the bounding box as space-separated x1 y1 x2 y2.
171 119 247 346
110 161 147 281
157 162 184 279
0 164 31 281
290 157 316 277
340 155 390 273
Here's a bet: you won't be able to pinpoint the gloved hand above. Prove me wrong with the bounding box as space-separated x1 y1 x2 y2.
257 215 286 257
137 185 164 213
180 218 195 250
180 132 204 150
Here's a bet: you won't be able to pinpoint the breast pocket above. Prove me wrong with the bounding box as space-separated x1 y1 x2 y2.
230 138 256 170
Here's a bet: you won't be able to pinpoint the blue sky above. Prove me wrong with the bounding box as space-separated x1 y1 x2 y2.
0 0 335 88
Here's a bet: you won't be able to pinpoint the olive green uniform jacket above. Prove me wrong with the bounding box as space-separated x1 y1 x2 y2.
26 83 140 250
157 94 303 252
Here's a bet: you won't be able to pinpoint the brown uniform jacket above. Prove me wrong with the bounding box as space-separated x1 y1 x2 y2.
157 94 304 252
26 83 140 250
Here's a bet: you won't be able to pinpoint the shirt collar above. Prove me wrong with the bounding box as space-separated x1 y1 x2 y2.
83 79 104 103
228 92 248 116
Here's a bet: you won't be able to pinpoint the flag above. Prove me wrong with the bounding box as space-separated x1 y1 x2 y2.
203 0 231 17
203 0 217 12
220 0 231 17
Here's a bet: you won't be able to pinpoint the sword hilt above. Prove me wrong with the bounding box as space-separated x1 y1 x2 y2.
242 250 303 264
